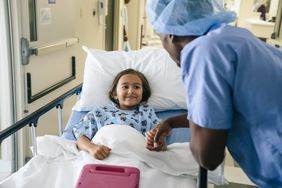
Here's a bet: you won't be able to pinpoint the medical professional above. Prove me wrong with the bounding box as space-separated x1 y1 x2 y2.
145 0 282 187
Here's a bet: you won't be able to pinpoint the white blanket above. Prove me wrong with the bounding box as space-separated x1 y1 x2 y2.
0 125 226 188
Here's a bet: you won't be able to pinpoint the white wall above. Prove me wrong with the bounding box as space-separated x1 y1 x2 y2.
237 0 257 28
127 0 145 50
114 0 124 50
269 0 279 17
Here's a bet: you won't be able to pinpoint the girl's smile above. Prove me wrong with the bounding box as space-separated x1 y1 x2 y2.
113 74 143 110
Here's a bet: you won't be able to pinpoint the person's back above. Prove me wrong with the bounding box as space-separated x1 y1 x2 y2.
181 24 282 187
225 26 282 187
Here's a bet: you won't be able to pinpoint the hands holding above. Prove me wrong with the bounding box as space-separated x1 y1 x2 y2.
145 121 172 151
146 113 189 151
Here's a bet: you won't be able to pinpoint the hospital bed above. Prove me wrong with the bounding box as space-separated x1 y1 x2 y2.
0 47 226 188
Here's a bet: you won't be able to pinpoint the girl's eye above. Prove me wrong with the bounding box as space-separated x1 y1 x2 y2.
134 85 141 89
122 85 129 89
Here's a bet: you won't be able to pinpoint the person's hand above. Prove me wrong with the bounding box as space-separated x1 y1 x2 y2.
145 121 172 151
87 144 111 160
145 128 158 149
145 128 167 151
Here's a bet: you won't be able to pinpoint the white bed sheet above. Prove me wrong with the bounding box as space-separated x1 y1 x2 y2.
0 125 225 188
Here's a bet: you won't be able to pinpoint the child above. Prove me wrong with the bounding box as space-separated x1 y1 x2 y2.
73 68 165 160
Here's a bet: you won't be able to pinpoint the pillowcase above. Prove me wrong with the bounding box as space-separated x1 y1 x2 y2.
73 46 186 111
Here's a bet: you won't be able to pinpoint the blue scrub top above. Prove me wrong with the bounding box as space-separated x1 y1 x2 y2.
181 24 282 187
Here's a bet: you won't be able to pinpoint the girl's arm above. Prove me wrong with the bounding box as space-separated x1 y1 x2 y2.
73 111 111 160
77 135 111 160
72 111 98 141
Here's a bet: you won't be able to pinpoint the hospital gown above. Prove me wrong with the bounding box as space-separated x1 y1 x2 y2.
181 24 282 188
72 103 161 140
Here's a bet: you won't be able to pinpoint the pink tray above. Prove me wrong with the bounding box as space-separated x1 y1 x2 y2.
75 164 140 188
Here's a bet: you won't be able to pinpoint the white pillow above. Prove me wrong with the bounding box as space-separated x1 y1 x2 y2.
73 46 186 111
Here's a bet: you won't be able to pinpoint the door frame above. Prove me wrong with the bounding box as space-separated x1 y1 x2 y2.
0 0 18 173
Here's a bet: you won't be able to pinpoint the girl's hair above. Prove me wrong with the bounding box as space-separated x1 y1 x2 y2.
109 68 151 105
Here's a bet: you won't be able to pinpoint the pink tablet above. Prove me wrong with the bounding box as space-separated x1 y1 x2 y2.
75 164 140 188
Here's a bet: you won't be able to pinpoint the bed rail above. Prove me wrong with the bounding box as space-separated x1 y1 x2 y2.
0 82 208 188
198 166 208 188
0 83 82 145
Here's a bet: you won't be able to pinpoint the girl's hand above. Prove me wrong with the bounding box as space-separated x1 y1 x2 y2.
76 136 112 160
145 129 156 148
87 144 111 160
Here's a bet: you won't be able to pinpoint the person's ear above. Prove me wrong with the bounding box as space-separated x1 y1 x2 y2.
114 96 119 103
169 34 175 42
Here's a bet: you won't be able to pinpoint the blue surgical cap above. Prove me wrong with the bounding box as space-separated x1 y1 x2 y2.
146 0 237 36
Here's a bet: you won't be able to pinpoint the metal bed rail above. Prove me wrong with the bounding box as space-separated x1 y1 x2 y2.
198 166 208 188
0 82 207 187
0 83 82 146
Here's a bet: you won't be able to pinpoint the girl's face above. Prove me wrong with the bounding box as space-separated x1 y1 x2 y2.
113 74 143 110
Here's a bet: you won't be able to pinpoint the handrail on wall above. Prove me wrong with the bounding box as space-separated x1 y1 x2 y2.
21 37 79 65
33 38 79 56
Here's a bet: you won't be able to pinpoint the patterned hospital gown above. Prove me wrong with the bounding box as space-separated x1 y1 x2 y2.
72 103 161 140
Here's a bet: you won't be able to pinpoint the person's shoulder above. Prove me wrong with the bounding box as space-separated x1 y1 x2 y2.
213 25 252 41
191 25 252 51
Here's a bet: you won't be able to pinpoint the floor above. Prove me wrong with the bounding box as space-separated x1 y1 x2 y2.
214 183 258 188
207 165 259 188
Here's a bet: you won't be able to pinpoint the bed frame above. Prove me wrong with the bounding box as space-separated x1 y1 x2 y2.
0 84 208 188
